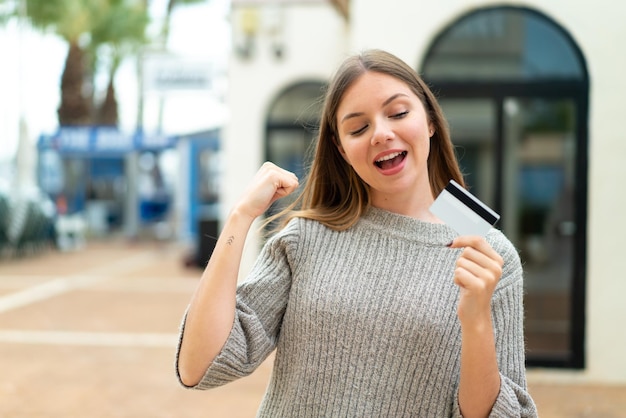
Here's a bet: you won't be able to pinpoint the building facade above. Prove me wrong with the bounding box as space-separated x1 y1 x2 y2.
222 0 626 382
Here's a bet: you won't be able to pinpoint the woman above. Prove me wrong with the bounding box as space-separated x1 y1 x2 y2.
176 49 537 417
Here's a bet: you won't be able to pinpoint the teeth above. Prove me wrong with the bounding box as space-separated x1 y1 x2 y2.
376 151 403 163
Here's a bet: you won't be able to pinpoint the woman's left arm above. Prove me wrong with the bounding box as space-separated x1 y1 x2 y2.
450 234 537 418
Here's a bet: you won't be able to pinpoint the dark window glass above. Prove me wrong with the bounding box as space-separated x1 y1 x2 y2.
265 81 325 222
423 8 584 80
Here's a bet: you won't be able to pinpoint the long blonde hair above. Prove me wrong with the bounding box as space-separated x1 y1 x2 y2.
267 49 464 232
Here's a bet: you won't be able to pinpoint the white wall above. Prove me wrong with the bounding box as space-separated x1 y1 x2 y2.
225 3 348 277
351 0 626 383
560 1 626 384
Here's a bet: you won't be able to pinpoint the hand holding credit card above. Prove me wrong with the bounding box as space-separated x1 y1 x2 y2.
429 180 500 237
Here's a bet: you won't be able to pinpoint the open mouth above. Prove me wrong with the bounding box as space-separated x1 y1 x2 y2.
374 151 407 170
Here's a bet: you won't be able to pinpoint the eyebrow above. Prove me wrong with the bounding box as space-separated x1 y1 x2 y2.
340 93 410 124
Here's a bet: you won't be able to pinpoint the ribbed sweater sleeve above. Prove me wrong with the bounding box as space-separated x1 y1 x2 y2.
176 208 537 417
175 220 300 390
490 235 537 417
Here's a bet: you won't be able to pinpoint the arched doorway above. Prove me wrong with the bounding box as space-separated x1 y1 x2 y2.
264 81 325 219
422 6 589 368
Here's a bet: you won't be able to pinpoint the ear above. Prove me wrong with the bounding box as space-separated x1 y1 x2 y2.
335 136 351 164
428 123 435 138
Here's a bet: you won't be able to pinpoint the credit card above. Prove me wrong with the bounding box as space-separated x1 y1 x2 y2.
429 179 500 237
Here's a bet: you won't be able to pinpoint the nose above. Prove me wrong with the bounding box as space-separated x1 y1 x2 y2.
371 118 393 145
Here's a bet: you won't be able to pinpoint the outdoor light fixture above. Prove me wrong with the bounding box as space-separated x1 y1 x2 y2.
233 4 286 61
234 7 259 60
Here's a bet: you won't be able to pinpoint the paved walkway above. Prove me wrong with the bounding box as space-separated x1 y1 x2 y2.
0 239 624 417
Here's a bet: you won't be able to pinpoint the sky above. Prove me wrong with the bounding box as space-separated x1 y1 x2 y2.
0 0 231 163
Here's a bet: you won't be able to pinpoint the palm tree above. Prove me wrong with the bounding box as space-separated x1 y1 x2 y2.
23 0 97 125
2 0 210 128
1 0 150 126
89 0 149 126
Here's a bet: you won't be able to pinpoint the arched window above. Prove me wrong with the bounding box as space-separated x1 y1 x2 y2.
266 81 325 179
423 8 584 80
422 6 588 369
264 81 325 221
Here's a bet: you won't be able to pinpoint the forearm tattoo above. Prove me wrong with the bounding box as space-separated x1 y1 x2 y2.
226 235 234 245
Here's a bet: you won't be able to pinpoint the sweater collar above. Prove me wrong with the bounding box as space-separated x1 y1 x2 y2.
359 206 456 246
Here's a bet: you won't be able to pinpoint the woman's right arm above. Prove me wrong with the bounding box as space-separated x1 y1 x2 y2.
177 162 299 387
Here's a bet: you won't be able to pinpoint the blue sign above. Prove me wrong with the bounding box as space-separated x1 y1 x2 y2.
38 127 177 156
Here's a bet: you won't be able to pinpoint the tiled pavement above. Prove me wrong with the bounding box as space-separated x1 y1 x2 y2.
0 239 624 417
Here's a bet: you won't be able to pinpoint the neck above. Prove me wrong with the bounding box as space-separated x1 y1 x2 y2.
371 190 441 223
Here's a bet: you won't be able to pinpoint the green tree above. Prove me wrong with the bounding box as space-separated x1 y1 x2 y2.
1 0 209 128
90 0 149 125
1 0 150 126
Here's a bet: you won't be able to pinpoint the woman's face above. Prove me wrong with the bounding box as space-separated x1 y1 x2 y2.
335 71 434 209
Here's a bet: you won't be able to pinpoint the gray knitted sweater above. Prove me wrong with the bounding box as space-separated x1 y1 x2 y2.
176 207 537 417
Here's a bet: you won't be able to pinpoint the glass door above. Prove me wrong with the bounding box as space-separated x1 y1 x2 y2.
422 5 589 368
502 97 577 360
440 96 579 365
439 99 497 208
